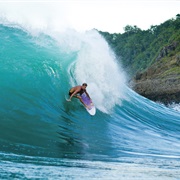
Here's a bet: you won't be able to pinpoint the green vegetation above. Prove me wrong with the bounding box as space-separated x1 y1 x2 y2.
161 67 180 77
98 14 180 78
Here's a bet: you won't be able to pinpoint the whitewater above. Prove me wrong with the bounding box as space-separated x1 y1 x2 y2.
0 16 180 179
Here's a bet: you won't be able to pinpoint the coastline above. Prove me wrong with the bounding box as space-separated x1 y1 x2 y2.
130 53 180 105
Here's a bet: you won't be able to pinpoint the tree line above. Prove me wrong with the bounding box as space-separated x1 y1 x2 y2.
98 14 180 78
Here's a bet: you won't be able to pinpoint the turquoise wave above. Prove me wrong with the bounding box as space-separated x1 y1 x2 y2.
0 24 180 179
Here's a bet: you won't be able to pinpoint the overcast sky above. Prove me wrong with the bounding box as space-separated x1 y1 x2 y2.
0 0 179 33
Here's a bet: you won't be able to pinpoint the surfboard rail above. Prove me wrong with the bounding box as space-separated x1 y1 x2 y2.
81 93 96 115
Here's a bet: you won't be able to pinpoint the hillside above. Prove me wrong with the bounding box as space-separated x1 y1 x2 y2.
99 14 180 104
99 14 180 77
131 50 180 104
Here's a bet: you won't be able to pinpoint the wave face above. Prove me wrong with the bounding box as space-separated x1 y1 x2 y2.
0 24 180 179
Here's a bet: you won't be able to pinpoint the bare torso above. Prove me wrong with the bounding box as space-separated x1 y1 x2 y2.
69 86 85 95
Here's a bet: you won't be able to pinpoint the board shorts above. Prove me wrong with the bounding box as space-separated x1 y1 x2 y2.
69 91 79 98
69 91 73 96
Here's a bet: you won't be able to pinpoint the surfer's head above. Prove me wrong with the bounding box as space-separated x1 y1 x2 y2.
82 83 87 89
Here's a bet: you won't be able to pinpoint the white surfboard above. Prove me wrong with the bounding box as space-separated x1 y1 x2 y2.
81 93 96 116
85 103 96 116
65 94 96 115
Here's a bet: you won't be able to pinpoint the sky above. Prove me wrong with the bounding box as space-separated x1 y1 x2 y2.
0 0 179 33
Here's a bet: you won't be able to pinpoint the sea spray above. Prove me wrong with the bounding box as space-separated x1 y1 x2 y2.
30 27 127 113
73 30 126 113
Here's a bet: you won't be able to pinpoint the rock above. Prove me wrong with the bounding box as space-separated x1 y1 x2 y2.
131 50 180 104
176 55 180 66
132 77 180 104
156 41 178 61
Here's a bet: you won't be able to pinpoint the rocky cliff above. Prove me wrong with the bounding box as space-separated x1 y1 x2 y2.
131 41 180 104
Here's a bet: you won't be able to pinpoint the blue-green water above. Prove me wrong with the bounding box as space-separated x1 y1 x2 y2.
0 24 180 179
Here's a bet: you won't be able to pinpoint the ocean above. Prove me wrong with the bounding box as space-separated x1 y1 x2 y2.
0 23 180 179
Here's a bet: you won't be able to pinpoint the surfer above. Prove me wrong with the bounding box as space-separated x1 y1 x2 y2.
67 83 91 108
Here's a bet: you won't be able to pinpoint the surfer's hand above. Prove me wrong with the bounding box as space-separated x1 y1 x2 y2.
67 99 71 102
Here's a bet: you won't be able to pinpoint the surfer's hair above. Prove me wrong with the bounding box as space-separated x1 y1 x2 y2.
82 83 87 86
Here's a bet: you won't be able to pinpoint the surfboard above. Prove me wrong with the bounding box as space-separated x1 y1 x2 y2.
65 94 96 115
81 93 96 116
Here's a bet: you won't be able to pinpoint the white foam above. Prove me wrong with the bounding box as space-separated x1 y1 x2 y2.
47 29 127 113
73 30 126 113
168 103 180 112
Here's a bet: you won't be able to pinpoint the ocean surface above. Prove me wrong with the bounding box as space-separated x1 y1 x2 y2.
0 23 180 180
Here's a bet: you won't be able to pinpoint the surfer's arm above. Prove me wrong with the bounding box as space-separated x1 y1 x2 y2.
85 91 92 101
69 89 79 100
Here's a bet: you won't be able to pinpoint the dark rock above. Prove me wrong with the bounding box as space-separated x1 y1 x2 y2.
176 55 180 66
132 77 180 104
131 52 180 104
156 41 178 61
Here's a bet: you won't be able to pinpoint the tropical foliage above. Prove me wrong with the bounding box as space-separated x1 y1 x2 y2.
99 14 180 77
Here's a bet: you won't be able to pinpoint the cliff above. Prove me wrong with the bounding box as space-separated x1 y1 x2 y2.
131 42 180 104
99 14 180 104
